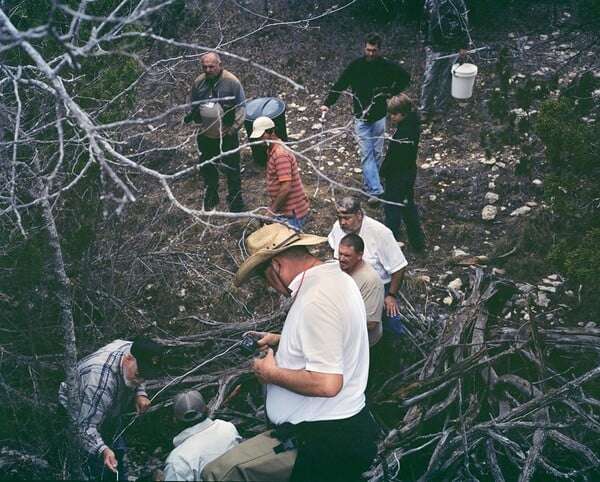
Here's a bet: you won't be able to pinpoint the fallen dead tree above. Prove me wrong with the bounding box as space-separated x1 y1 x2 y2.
364 267 600 481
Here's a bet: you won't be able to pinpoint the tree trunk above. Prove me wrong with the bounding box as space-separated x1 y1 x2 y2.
39 195 84 480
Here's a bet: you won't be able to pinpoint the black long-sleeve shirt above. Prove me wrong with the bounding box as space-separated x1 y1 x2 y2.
380 111 421 176
323 56 410 123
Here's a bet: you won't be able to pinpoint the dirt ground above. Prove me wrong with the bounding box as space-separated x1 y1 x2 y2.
134 0 587 312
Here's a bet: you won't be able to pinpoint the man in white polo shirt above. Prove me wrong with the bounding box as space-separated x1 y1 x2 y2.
202 224 377 482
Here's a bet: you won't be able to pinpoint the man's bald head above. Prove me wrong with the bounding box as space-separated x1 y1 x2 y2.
201 52 222 79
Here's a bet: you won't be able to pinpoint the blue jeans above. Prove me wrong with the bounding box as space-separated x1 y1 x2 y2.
276 213 308 232
382 284 404 335
354 117 385 196
419 49 458 116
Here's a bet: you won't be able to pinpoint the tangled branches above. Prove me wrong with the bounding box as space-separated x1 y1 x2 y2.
365 267 600 481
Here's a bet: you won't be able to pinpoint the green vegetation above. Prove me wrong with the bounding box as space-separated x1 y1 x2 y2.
535 97 598 171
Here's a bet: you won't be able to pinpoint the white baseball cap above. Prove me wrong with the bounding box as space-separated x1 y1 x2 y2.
249 116 275 139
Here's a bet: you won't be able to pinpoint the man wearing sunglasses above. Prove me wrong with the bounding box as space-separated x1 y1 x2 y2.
202 224 377 482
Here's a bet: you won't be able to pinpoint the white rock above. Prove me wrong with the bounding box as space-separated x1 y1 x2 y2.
433 245 440 251
517 283 535 293
492 267 506 276
535 292 551 307
429 194 437 201
538 285 557 293
452 248 469 258
481 157 496 165
526 201 538 207
510 206 532 216
532 179 543 186
485 192 499 204
448 278 463 290
482 205 498 221
311 123 323 130
542 278 563 287
443 296 453 306
297 106 307 112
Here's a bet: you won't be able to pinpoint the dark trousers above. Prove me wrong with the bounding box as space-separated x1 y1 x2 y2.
383 171 424 250
291 407 378 482
197 133 244 212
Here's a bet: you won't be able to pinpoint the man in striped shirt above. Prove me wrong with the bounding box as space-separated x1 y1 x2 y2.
250 117 310 231
58 338 164 480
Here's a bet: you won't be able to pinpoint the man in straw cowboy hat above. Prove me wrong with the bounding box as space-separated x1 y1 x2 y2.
201 224 378 482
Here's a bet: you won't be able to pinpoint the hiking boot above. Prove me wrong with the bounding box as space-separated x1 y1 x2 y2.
229 199 246 213
203 188 219 211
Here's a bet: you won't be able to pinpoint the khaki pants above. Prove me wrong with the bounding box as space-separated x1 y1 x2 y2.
201 430 297 481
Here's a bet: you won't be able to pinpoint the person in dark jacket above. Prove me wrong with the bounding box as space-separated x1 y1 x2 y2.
184 52 246 212
320 32 410 202
380 94 425 252
419 0 470 122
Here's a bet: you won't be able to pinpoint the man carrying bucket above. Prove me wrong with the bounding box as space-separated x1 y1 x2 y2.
419 0 470 123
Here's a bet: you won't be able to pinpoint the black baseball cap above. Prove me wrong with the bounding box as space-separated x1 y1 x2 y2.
130 338 164 379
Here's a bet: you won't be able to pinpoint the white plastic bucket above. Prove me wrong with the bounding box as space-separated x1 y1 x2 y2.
451 63 478 99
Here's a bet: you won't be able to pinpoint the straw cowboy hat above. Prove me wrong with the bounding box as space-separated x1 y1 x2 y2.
234 224 326 286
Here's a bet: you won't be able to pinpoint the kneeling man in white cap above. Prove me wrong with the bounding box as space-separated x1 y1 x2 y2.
163 390 241 481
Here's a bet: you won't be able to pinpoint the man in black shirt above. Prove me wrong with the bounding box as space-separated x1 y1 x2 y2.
320 33 410 203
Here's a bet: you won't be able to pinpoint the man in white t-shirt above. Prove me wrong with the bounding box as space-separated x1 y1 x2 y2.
202 224 377 482
328 196 408 323
162 390 241 481
338 233 384 347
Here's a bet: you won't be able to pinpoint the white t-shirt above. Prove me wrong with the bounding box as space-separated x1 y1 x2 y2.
266 262 369 425
163 418 241 481
328 215 408 284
